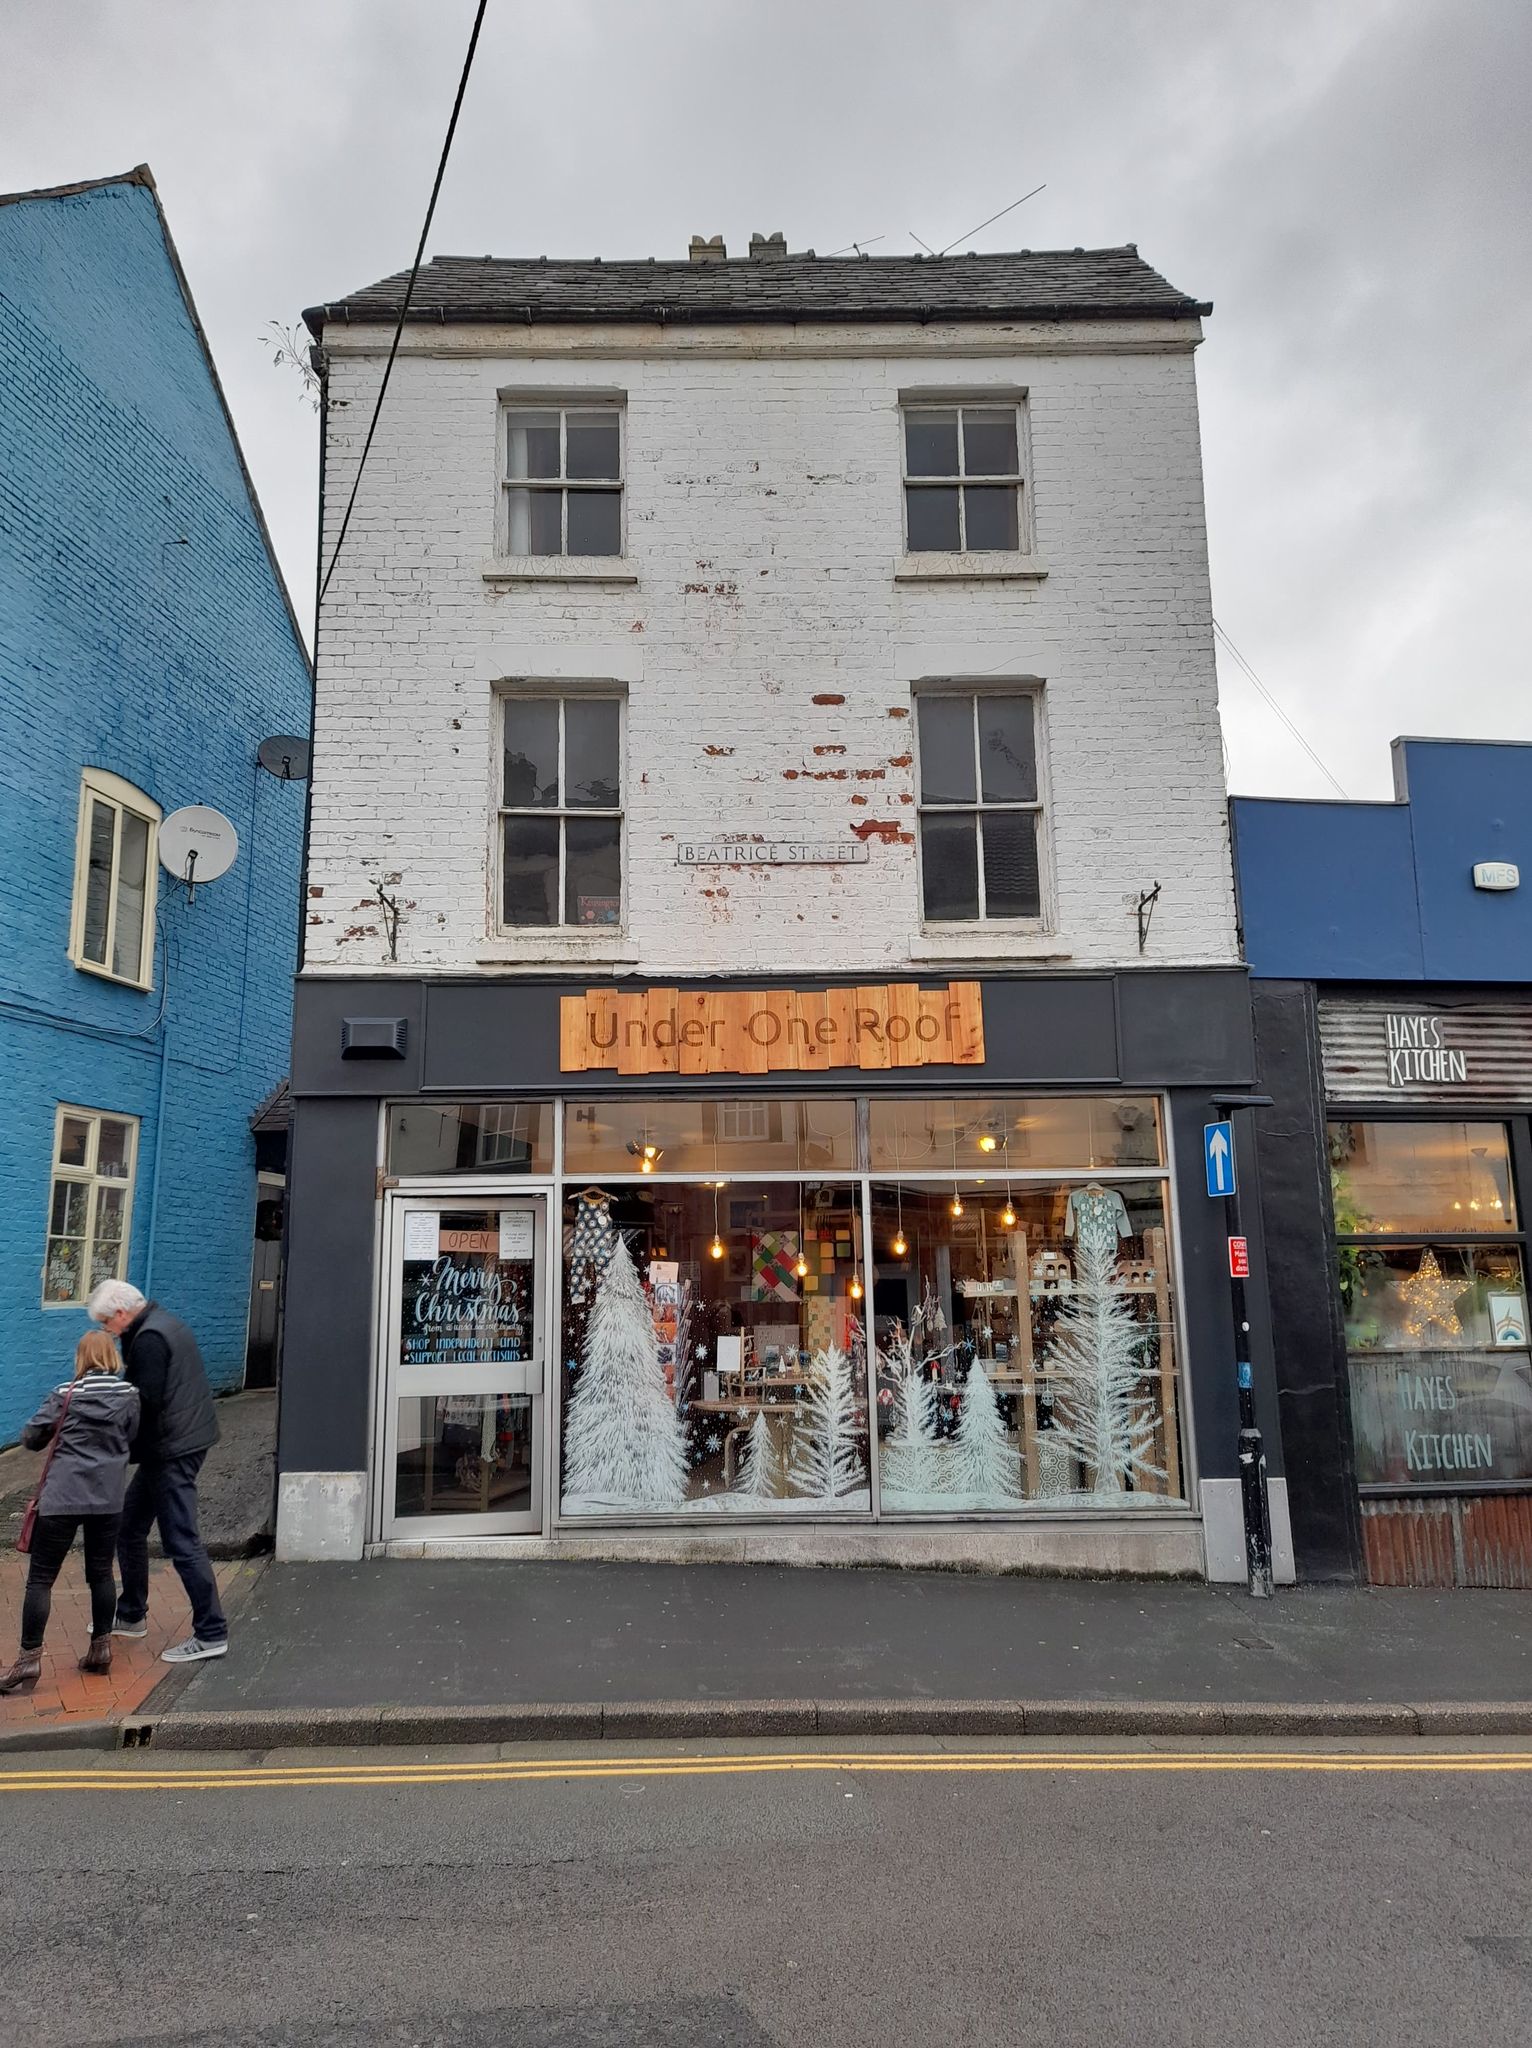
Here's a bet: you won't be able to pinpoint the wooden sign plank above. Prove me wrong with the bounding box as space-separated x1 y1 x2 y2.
560 979 987 1075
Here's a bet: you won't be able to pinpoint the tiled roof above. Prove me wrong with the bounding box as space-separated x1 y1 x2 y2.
304 245 1209 335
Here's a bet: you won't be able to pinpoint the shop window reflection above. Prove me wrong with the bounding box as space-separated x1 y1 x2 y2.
870 1181 1184 1508
869 1097 1162 1174
563 1098 858 1177
559 1182 870 1517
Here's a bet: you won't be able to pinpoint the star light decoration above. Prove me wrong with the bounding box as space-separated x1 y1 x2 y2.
1399 1247 1462 1343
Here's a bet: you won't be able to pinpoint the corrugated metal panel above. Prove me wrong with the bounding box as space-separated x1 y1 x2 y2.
1361 1498 1456 1586
1460 1495 1532 1589
1320 999 1532 1105
1361 1494 1532 1587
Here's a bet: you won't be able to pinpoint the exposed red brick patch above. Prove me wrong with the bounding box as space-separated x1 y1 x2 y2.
704 745 734 756
850 819 913 845
853 768 886 781
887 706 910 718
812 693 845 706
812 745 847 756
308 886 323 898
850 794 868 806
887 753 912 769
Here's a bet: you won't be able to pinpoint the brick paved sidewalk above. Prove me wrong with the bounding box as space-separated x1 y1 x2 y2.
0 1555 263 1729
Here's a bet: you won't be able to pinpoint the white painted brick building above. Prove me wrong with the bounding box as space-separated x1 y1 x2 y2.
305 247 1235 979
278 243 1286 1585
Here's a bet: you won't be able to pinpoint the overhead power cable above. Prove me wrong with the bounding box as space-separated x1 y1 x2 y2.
1213 618 1349 799
318 0 490 610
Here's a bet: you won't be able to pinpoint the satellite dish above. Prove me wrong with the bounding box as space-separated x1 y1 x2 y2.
257 735 311 781
159 806 239 898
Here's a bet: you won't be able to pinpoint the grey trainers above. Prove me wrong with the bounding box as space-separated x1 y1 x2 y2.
112 1619 148 1639
160 1636 229 1664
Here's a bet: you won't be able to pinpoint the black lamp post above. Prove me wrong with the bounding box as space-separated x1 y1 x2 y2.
1211 1093 1275 1598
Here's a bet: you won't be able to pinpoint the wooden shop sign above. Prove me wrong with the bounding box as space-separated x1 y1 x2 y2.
560 981 985 1076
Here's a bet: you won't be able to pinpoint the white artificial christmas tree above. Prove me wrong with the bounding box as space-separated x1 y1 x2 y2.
734 1408 783 1501
1042 1229 1162 1494
789 1342 865 1501
878 1320 948 1504
562 1230 687 1511
952 1357 1020 1505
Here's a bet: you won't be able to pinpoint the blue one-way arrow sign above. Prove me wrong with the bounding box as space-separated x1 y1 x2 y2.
1204 1121 1236 1197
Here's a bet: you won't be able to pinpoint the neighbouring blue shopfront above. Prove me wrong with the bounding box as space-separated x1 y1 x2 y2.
0 168 309 1438
1232 737 1532 1586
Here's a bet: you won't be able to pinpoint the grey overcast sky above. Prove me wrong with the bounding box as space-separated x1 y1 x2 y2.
6 0 1529 798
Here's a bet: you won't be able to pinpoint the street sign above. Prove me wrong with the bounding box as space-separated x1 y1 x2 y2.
1228 1236 1250 1279
1204 1120 1236 1197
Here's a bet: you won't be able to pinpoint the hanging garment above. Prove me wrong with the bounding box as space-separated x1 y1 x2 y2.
568 1191 617 1303
1064 1185 1133 1258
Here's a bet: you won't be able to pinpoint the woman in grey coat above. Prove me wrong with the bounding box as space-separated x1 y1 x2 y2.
0 1330 140 1693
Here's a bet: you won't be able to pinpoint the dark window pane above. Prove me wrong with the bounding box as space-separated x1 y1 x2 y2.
962 408 1018 477
567 489 621 555
905 486 961 552
918 696 976 804
505 487 562 556
565 411 620 480
565 700 621 807
502 817 560 926
505 411 560 479
981 811 1041 918
58 1115 91 1168
565 816 622 926
921 814 980 922
96 1120 132 1179
503 700 560 807
962 485 1019 551
113 810 150 979
905 409 959 477
978 696 1037 802
83 800 114 964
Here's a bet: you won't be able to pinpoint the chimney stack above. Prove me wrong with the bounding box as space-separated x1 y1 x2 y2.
688 234 727 264
748 232 788 260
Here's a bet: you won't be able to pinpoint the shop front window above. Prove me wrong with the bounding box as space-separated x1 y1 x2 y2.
387 1101 554 1176
1331 1121 1532 1488
563 1097 858 1178
869 1095 1163 1173
559 1181 870 1517
870 1179 1183 1507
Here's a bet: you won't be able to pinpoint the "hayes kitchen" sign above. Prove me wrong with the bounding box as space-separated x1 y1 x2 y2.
560 981 985 1076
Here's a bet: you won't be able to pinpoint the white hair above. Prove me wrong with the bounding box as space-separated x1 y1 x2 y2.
86 1279 146 1323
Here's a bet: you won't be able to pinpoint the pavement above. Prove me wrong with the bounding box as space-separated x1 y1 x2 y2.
69 1557 1532 1751
3 1734 1530 2045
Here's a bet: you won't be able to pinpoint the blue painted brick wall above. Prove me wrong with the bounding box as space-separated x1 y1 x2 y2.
0 175 310 1438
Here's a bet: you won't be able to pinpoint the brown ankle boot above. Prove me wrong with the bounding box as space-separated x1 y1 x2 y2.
79 1636 113 1675
0 1651 42 1695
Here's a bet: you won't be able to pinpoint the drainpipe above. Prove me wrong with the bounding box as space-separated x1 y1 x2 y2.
142 1020 172 1296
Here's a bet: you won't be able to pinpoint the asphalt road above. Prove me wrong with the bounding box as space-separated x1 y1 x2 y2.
1 1738 1529 2047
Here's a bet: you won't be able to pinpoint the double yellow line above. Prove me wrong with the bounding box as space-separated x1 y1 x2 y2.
3 1747 1532 1793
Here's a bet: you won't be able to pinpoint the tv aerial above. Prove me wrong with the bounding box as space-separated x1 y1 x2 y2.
159 805 239 903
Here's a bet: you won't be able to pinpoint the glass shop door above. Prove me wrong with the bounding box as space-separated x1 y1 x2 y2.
381 1194 548 1537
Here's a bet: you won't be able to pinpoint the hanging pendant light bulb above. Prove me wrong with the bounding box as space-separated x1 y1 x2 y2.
1000 1198 1017 1229
849 1274 864 1301
891 1227 908 1258
796 1185 810 1279
795 1249 810 1279
950 1188 964 1219
709 1233 725 1261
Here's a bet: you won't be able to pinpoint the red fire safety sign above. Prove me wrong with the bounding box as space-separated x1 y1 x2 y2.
1228 1236 1250 1279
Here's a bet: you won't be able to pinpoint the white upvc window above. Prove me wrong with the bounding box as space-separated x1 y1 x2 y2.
42 1105 139 1306
501 404 624 557
69 768 160 988
499 692 624 929
902 402 1026 553
915 688 1047 924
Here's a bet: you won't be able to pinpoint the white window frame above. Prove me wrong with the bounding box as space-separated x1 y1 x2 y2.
498 401 626 559
914 684 1050 927
42 1104 140 1307
497 688 626 933
901 398 1029 555
68 767 160 989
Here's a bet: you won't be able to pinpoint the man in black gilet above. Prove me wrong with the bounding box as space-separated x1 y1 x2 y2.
87 1281 228 1663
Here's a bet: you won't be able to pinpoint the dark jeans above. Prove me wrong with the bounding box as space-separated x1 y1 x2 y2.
21 1512 120 1651
116 1452 227 1644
